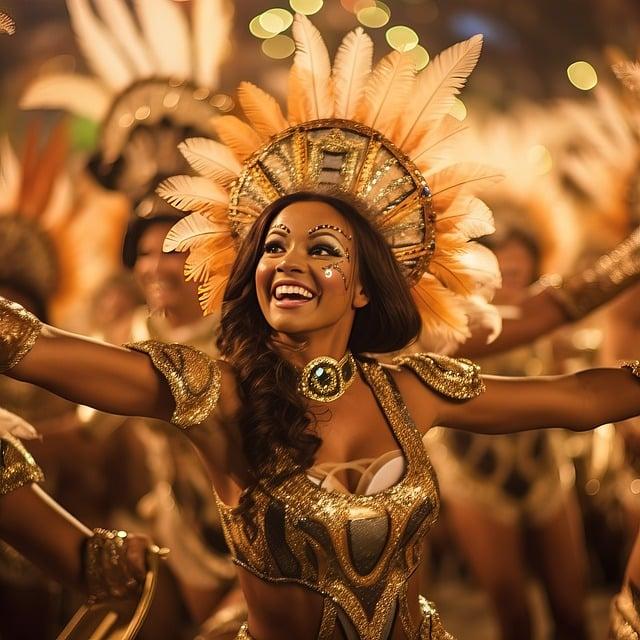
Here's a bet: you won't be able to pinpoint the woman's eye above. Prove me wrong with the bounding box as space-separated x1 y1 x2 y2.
263 241 284 254
310 244 342 257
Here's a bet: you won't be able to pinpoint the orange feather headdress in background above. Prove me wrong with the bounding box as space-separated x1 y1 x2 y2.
160 15 502 345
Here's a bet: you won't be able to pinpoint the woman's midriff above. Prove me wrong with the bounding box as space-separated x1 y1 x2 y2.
237 565 424 639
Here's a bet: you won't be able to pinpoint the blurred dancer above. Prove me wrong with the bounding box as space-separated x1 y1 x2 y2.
22 1 245 636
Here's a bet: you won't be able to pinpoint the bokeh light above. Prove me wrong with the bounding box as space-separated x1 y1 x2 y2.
290 0 324 15
357 1 390 28
386 25 419 52
249 15 275 39
262 34 296 59
340 0 374 12
259 9 293 35
449 97 467 121
567 61 598 90
526 144 553 175
412 44 430 70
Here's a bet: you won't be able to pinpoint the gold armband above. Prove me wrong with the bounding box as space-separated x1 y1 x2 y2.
543 227 640 320
84 528 142 604
0 298 42 373
622 360 640 379
0 434 45 496
125 340 221 428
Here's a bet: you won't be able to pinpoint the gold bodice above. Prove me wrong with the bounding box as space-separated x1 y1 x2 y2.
128 342 484 639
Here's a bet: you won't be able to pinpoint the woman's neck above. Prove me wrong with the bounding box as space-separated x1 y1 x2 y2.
272 329 350 369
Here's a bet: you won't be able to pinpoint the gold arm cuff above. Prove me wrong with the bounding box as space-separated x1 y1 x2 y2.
544 227 640 320
125 340 221 428
0 298 42 373
393 352 485 400
622 360 640 379
84 528 142 604
0 434 44 496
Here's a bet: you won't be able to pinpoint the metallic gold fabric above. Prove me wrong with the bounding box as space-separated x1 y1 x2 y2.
125 340 221 428
393 352 485 400
0 434 44 496
0 298 42 373
610 583 640 639
219 360 444 639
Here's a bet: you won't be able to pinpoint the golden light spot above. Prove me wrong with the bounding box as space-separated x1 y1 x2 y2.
527 144 553 175
211 94 235 112
290 0 324 15
631 479 640 495
262 34 296 59
341 0 374 11
192 87 210 101
567 61 598 91
386 25 419 52
260 8 293 34
412 44 430 70
357 1 390 28
250 15 276 39
449 97 467 121
134 105 151 120
585 478 600 496
162 91 180 109
118 113 134 128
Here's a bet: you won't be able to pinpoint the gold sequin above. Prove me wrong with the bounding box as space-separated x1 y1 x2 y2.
219 359 445 639
623 360 640 380
0 434 44 496
0 298 42 373
126 341 221 428
609 582 640 638
393 352 485 400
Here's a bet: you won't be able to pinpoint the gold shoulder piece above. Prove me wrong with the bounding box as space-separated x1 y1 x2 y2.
126 340 221 429
0 434 45 496
393 352 485 400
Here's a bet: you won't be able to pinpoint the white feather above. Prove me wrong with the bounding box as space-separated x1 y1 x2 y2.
94 0 154 77
395 34 483 149
179 138 241 185
135 0 192 79
291 14 333 119
163 212 229 252
332 27 373 119
21 74 112 122
66 0 133 91
157 175 229 214
194 0 232 89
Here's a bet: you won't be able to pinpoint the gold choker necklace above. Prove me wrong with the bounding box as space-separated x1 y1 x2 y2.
298 351 357 403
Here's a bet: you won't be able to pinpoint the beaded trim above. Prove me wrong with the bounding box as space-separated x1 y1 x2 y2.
622 360 640 379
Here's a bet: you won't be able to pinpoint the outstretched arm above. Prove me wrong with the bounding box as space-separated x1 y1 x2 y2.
434 365 640 435
1 298 174 421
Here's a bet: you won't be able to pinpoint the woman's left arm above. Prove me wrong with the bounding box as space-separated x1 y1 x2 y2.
435 365 640 434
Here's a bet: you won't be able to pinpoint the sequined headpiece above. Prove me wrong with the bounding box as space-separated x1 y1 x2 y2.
160 16 501 343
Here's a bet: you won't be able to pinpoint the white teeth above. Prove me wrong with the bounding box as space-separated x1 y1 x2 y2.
274 285 314 300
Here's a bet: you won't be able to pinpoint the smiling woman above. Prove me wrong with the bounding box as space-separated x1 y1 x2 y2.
3 13 640 640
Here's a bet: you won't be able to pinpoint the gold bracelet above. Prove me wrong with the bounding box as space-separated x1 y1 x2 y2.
0 298 42 373
84 528 141 604
543 227 640 320
622 360 640 379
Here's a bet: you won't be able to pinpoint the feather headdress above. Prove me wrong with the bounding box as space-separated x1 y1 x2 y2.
21 0 233 213
465 107 581 275
161 15 501 344
0 10 15 35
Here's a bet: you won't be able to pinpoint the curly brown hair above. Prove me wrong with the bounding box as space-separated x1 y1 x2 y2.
217 191 421 476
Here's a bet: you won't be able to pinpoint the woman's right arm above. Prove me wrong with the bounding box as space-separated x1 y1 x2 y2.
2 298 174 421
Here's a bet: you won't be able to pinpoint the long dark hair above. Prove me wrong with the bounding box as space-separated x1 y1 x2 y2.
217 191 421 474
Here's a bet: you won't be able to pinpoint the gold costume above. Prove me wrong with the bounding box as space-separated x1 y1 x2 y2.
610 583 640 639
0 434 44 496
130 341 485 639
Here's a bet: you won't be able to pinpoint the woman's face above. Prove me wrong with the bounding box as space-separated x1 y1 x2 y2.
493 236 538 304
255 200 368 337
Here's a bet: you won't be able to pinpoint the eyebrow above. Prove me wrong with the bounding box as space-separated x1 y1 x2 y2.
268 223 291 235
307 224 352 241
